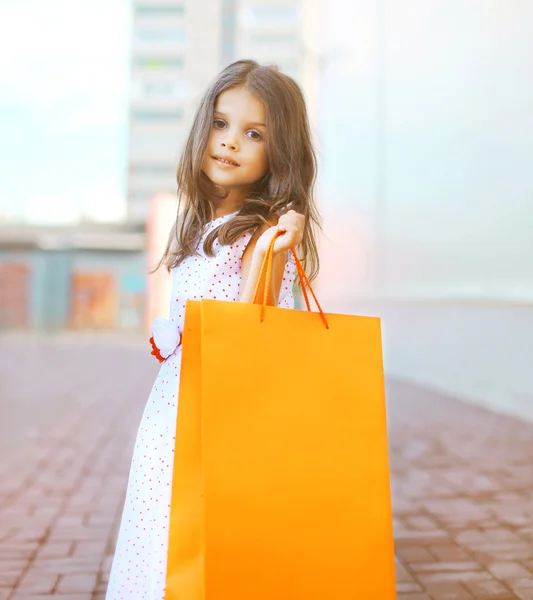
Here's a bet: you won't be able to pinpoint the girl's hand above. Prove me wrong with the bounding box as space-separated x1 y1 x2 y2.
255 210 305 256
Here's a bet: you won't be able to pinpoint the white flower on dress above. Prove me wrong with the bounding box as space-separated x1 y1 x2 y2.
151 317 181 359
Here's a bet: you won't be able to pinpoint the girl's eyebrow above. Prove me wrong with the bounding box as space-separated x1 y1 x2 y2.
214 110 266 128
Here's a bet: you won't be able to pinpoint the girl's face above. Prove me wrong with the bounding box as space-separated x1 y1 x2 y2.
202 87 269 198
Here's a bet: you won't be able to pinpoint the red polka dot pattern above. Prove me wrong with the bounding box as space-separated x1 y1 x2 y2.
105 212 296 599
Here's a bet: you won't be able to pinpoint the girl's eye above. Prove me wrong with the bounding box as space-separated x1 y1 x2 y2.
213 119 261 140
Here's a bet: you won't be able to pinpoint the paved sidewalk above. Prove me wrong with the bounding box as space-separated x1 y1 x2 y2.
1 334 533 599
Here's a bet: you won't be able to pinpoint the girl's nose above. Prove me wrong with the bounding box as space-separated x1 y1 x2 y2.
221 137 238 151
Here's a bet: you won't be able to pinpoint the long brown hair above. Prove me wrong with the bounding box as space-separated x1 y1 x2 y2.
154 59 321 281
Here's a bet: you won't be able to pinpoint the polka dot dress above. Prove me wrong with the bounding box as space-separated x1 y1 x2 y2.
106 212 296 600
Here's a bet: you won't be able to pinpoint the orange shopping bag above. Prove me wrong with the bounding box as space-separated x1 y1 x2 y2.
166 237 396 600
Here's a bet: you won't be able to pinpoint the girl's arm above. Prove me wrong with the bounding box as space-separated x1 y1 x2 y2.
239 229 287 305
239 210 304 305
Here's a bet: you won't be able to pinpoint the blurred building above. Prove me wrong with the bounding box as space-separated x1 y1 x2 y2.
235 2 303 80
0 222 146 331
127 1 189 223
127 0 234 223
0 1 319 333
126 0 318 223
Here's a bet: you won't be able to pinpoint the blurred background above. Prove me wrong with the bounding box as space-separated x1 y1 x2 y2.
1 1 533 597
1 0 532 419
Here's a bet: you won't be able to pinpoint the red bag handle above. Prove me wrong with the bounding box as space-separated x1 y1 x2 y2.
252 232 329 329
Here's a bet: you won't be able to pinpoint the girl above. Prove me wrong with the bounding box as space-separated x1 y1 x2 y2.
106 59 321 599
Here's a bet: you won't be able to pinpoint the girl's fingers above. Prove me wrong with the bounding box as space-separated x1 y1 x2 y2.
278 224 298 234
274 230 300 253
269 211 304 254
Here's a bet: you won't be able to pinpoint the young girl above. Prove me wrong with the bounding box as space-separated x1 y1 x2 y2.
106 59 321 599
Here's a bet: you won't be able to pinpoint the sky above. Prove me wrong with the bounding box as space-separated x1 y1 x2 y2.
0 0 132 223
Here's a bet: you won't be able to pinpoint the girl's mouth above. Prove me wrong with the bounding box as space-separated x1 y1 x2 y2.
213 156 239 167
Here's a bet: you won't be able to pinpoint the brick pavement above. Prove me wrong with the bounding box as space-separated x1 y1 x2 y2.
1 334 533 599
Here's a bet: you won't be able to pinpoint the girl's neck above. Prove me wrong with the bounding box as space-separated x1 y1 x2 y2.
209 188 247 219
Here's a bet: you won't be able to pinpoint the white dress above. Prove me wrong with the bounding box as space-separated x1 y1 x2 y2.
106 212 296 600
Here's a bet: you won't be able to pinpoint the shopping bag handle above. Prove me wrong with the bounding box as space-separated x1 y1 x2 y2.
252 232 329 329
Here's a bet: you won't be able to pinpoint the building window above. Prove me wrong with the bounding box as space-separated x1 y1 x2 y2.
139 81 187 98
222 41 234 56
134 57 184 69
136 29 186 43
135 5 185 16
221 0 236 66
242 6 300 28
131 109 183 121
249 33 298 46
130 163 177 176
222 13 235 29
